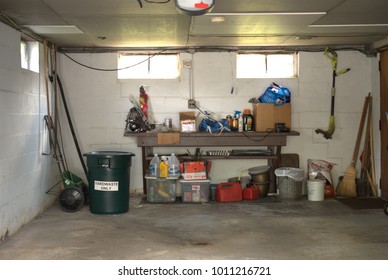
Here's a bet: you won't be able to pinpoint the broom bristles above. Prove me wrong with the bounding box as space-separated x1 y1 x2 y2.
337 163 357 197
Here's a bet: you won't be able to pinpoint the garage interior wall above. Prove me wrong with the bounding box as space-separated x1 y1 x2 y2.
57 50 381 195
0 23 58 240
0 21 382 239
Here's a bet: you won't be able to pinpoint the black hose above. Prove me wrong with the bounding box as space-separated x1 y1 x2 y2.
56 74 88 178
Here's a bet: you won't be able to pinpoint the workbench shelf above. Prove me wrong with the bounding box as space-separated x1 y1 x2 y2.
125 131 299 194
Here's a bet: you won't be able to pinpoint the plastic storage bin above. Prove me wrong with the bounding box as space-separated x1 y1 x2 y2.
83 151 135 214
180 179 210 203
146 176 178 203
275 167 305 199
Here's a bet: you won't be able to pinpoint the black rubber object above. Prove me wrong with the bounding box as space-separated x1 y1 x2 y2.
59 187 85 212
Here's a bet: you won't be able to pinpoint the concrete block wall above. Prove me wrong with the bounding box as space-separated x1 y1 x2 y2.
58 50 380 194
0 22 58 241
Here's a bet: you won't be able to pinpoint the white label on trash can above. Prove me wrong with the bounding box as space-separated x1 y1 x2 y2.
94 181 119 191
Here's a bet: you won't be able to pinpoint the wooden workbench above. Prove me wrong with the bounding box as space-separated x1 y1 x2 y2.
124 131 299 194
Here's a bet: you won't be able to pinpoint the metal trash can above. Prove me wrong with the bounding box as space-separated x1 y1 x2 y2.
83 151 135 214
275 167 305 199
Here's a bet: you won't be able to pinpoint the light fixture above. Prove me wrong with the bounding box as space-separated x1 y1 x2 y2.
175 0 215 16
24 25 83 34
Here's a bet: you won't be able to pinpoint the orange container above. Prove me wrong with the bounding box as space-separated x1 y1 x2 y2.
216 182 242 202
243 184 259 200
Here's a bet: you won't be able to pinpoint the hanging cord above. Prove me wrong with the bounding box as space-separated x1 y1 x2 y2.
58 49 167 72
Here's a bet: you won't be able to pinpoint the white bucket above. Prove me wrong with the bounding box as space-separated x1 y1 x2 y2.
307 180 325 201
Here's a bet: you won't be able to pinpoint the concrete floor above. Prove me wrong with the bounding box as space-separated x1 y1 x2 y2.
0 195 388 260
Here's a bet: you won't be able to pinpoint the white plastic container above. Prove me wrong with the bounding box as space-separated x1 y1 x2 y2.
149 154 160 177
307 180 325 201
168 153 180 176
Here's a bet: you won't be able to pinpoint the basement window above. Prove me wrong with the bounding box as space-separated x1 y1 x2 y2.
20 39 39 73
236 53 297 78
117 53 179 79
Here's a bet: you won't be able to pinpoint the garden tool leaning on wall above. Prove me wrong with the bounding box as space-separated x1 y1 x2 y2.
315 48 350 139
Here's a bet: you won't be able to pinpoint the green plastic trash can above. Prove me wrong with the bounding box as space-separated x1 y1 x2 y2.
83 151 135 214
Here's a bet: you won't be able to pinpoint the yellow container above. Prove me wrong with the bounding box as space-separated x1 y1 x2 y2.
160 161 168 178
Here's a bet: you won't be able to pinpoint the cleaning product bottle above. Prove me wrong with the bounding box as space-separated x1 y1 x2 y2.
160 160 168 178
243 109 254 131
238 113 243 132
232 110 241 131
139 85 148 118
149 154 160 177
168 153 180 177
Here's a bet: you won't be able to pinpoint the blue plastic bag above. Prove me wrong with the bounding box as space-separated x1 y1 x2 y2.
259 83 291 106
199 118 231 134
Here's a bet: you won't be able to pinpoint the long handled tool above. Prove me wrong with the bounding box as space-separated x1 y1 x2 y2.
56 73 88 178
337 93 371 197
315 48 350 139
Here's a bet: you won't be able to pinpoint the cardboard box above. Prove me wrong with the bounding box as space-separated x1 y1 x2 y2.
157 132 180 145
181 161 207 173
252 103 291 132
180 161 210 180
180 112 196 132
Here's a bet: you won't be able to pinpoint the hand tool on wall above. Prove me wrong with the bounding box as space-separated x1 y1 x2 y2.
315 48 350 139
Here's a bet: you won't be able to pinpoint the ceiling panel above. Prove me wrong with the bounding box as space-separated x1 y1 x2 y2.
211 0 344 13
191 14 325 36
61 15 191 47
0 0 388 50
42 0 177 15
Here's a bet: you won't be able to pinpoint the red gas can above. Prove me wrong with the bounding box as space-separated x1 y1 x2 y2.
243 184 259 200
216 182 242 202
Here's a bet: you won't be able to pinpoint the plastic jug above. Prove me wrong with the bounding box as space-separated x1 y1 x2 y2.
149 154 160 177
168 153 180 176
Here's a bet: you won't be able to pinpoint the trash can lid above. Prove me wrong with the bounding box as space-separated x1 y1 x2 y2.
83 151 135 157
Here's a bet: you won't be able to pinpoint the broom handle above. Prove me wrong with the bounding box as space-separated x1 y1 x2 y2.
352 94 371 164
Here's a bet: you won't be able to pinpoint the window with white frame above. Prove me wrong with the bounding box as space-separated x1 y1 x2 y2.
236 53 297 78
117 53 180 79
20 39 39 73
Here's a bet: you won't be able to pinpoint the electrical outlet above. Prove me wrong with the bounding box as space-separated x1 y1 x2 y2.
183 60 192 69
188 99 196 109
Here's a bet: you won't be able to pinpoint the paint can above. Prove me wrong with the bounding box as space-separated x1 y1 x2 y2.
307 180 325 201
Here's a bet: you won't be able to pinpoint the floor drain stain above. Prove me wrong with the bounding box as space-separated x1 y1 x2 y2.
192 241 213 246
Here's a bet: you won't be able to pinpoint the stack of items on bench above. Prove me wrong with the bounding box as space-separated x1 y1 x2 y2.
145 153 211 203
145 153 180 203
180 161 211 203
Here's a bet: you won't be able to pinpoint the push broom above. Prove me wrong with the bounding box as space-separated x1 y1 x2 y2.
337 93 371 197
315 48 350 139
